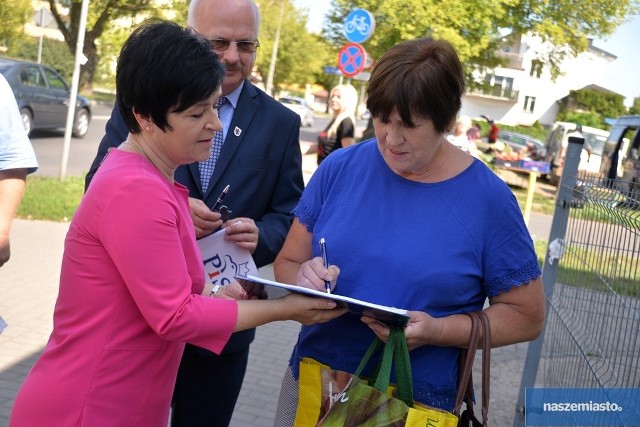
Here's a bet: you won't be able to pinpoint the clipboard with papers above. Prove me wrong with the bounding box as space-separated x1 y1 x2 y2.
241 274 410 327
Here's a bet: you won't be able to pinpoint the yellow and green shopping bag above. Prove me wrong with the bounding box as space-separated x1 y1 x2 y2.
294 326 460 427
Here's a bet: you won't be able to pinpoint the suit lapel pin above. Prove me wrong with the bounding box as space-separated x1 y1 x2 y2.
234 126 242 137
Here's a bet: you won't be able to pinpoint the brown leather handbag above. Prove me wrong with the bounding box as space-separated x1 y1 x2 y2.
454 311 491 427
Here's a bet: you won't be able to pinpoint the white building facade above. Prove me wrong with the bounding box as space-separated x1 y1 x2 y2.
460 34 617 127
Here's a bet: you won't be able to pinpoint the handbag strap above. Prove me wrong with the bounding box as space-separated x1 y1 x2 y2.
453 311 491 426
454 312 481 413
478 311 491 424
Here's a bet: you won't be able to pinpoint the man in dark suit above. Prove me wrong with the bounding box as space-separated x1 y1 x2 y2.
84 0 303 425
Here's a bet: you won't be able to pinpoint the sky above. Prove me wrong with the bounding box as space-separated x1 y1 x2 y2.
292 0 640 107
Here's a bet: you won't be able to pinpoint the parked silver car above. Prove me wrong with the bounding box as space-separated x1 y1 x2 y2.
279 96 315 127
0 57 92 138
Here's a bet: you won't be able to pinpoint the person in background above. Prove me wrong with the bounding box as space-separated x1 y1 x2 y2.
317 84 358 164
9 21 344 427
272 37 545 424
0 73 38 335
83 1 305 425
0 74 38 269
359 115 375 142
482 114 500 143
447 115 472 152
466 123 481 143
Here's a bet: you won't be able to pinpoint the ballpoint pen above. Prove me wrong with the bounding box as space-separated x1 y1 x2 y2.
212 184 230 212
319 238 332 294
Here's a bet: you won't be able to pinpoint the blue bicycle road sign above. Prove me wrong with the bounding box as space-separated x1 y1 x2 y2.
343 8 375 43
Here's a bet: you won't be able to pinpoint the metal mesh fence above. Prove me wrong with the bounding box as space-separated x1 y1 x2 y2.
514 137 640 427
540 172 640 392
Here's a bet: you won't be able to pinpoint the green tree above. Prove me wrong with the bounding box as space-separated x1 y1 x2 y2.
8 35 74 80
46 0 159 91
255 0 335 93
0 0 32 51
93 1 189 89
322 0 638 84
557 88 626 127
629 98 640 116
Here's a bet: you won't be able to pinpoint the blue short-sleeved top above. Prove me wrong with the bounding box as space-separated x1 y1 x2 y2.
289 140 541 411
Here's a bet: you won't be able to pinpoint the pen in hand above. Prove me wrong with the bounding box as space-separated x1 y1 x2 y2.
212 184 230 212
319 238 332 294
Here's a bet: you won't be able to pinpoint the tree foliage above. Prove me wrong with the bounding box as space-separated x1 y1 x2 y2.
94 3 185 89
323 0 638 84
255 0 335 94
7 35 74 80
557 88 627 128
0 0 32 51
629 98 640 116
47 0 158 91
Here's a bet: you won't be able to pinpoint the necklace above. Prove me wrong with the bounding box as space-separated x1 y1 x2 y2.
120 140 174 183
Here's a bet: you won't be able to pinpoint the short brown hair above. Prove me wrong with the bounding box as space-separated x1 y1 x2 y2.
366 38 465 134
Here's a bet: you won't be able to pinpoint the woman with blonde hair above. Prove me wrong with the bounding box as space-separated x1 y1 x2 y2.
317 84 358 164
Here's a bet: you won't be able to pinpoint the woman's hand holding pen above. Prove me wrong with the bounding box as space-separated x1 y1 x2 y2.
297 257 340 293
188 197 223 238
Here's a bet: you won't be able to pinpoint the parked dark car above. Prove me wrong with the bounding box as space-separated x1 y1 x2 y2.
0 57 91 138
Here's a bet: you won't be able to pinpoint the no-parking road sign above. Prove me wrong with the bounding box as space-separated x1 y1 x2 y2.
337 43 367 77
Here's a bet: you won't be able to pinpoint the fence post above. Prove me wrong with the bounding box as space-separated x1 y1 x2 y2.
512 136 585 427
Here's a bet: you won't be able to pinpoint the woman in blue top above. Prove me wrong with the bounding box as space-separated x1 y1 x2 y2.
273 37 545 423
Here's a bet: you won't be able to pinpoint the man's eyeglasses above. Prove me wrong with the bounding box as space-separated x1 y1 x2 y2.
206 39 260 53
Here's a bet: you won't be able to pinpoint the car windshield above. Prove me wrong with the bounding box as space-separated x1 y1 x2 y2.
583 132 607 155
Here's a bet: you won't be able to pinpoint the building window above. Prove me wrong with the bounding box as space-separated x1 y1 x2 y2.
524 96 536 113
530 60 543 78
483 74 514 98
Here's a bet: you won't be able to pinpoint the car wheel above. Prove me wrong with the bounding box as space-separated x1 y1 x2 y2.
20 108 33 136
72 108 91 138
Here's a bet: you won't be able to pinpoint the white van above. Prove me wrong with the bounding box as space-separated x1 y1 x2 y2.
543 121 610 186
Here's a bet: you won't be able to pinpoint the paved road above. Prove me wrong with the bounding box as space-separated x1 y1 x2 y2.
27 102 114 178
0 108 552 426
26 102 355 182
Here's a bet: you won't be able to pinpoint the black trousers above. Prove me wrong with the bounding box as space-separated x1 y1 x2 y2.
171 343 250 427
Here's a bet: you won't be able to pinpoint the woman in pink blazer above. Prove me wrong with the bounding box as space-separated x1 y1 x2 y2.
9 21 344 427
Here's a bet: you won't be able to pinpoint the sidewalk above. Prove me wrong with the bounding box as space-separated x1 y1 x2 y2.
0 152 548 426
0 215 542 426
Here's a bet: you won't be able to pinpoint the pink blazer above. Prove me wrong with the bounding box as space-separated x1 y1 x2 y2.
10 150 237 426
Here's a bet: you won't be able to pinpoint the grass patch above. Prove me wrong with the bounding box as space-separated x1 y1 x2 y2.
534 240 548 265
533 239 638 297
557 244 639 297
511 186 556 215
17 176 84 222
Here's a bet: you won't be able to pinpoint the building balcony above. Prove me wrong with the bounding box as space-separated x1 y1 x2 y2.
467 84 520 102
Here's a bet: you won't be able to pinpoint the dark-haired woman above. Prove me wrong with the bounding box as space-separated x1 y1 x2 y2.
273 37 545 423
9 21 344 427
